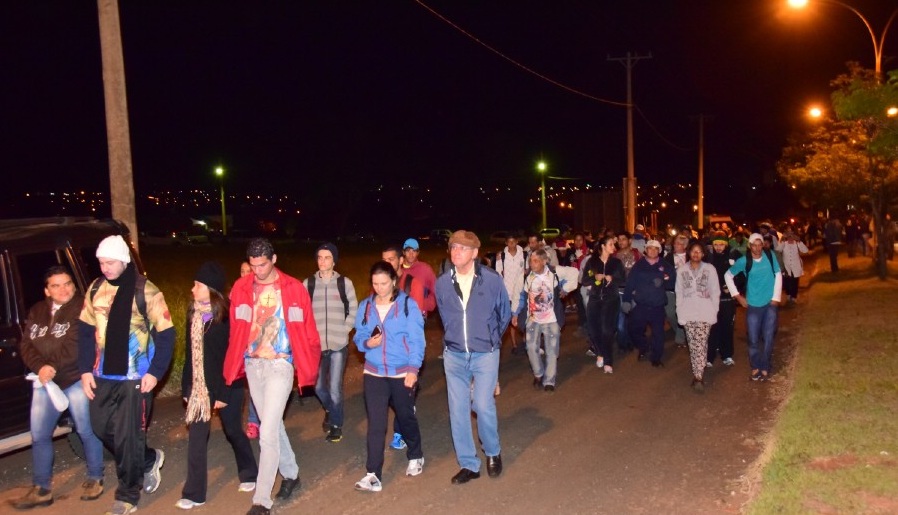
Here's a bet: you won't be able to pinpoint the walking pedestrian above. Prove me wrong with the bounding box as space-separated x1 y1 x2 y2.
675 243 720 392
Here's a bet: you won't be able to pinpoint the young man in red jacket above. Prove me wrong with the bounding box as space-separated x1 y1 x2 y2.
223 238 320 515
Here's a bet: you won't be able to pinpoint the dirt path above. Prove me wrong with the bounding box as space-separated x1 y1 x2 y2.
1 264 813 514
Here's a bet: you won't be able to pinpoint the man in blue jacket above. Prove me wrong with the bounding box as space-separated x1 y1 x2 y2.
435 230 511 485
622 239 673 367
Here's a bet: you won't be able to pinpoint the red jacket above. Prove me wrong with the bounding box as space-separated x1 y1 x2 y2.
223 269 321 391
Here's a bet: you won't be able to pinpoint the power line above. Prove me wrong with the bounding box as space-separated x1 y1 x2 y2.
413 0 629 107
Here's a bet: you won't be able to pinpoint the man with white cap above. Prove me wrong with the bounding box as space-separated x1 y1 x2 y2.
621 239 673 367
78 235 175 515
724 233 782 381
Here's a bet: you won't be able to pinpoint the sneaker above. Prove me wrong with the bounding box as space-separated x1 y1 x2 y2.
406 457 425 476
325 426 343 443
706 361 713 368
11 486 53 509
105 500 137 515
176 498 205 510
390 432 407 450
595 356 604 368
80 478 104 501
722 357 735 366
585 349 596 357
354 472 382 492
751 370 763 381
246 505 270 515
603 365 613 374
143 448 165 494
238 482 256 492
245 422 259 439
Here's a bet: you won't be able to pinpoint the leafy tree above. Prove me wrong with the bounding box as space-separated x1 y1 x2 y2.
778 64 898 279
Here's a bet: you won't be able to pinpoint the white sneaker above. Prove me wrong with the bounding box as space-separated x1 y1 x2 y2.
354 472 382 492
596 357 604 368
723 357 735 366
406 458 425 477
238 482 256 492
175 498 205 510
706 361 713 368
143 449 165 494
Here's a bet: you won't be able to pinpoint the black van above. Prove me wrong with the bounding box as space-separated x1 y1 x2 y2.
0 217 142 455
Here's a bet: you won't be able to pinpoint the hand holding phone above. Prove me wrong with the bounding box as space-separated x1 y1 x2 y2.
371 326 382 337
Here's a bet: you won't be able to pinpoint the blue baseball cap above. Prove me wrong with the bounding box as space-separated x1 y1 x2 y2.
403 238 420 250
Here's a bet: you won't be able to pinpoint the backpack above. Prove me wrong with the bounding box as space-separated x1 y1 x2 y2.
517 266 566 331
360 294 411 325
89 274 149 328
306 275 350 318
736 249 775 297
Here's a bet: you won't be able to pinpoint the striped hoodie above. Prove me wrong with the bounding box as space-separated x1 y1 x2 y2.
303 271 358 351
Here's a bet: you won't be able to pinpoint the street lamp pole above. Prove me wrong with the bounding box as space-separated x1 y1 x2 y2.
215 166 227 236
788 0 898 78
537 160 547 229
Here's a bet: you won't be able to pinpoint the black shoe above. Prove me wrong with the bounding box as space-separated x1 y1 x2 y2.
637 352 647 361
451 468 481 485
532 376 542 389
544 385 555 393
247 505 270 515
651 360 664 368
275 477 300 500
486 455 503 478
325 426 342 443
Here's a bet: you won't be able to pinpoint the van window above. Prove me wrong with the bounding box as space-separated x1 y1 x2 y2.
15 251 71 310
79 246 102 284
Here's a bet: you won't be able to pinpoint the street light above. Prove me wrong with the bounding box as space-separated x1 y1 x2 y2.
214 166 227 236
808 106 824 118
788 0 898 78
537 160 547 229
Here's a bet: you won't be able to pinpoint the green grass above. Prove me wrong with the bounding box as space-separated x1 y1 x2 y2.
747 260 898 514
140 240 447 396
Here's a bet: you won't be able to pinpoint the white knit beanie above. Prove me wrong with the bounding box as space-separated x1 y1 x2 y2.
96 235 131 263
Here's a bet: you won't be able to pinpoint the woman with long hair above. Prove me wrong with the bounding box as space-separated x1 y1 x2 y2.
675 243 720 393
176 262 258 510
352 261 425 492
585 235 626 373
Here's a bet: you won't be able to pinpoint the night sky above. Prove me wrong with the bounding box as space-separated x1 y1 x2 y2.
2 1 895 216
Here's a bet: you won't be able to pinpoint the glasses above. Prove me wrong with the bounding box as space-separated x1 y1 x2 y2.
450 244 473 252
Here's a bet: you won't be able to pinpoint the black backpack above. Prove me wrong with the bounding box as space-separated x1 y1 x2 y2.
306 275 350 318
735 249 775 297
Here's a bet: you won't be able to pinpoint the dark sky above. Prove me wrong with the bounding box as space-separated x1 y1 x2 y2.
2 0 895 213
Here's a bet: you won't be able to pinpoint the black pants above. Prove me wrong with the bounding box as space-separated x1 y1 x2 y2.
573 289 587 328
587 293 620 366
828 243 840 272
708 298 735 362
90 378 157 505
183 383 258 503
628 305 665 362
364 375 422 478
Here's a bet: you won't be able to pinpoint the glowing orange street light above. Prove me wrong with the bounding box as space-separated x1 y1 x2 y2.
808 106 824 118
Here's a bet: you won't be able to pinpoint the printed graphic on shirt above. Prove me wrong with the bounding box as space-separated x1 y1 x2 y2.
680 268 713 298
527 273 556 324
247 282 292 362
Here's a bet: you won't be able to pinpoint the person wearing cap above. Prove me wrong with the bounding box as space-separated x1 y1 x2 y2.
223 238 321 515
435 230 510 485
724 233 782 382
621 239 673 367
302 243 358 443
775 230 809 304
12 266 105 510
632 224 648 254
706 232 738 367
78 235 175 515
401 238 437 316
177 262 258 510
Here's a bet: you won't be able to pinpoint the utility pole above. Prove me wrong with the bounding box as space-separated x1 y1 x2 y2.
691 114 713 230
97 0 139 250
608 52 651 232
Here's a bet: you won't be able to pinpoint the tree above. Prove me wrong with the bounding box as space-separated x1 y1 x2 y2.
778 64 898 279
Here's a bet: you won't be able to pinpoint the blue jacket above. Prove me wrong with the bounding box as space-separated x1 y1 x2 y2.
622 257 673 308
435 263 511 353
353 292 425 376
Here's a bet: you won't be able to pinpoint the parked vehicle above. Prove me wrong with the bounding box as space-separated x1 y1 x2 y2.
0 217 143 456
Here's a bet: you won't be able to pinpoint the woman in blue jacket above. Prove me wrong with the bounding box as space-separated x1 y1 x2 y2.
353 261 425 492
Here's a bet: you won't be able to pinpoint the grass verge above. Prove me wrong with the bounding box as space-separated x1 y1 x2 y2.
746 259 898 514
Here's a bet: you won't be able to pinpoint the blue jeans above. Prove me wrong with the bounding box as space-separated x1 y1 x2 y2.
443 349 500 472
746 304 778 372
31 381 104 489
315 347 347 428
525 321 561 386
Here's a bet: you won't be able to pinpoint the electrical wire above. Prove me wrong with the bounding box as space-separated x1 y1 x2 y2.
412 0 629 108
636 106 694 152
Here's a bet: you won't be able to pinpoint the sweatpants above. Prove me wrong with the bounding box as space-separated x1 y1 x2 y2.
364 374 423 479
90 378 157 505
